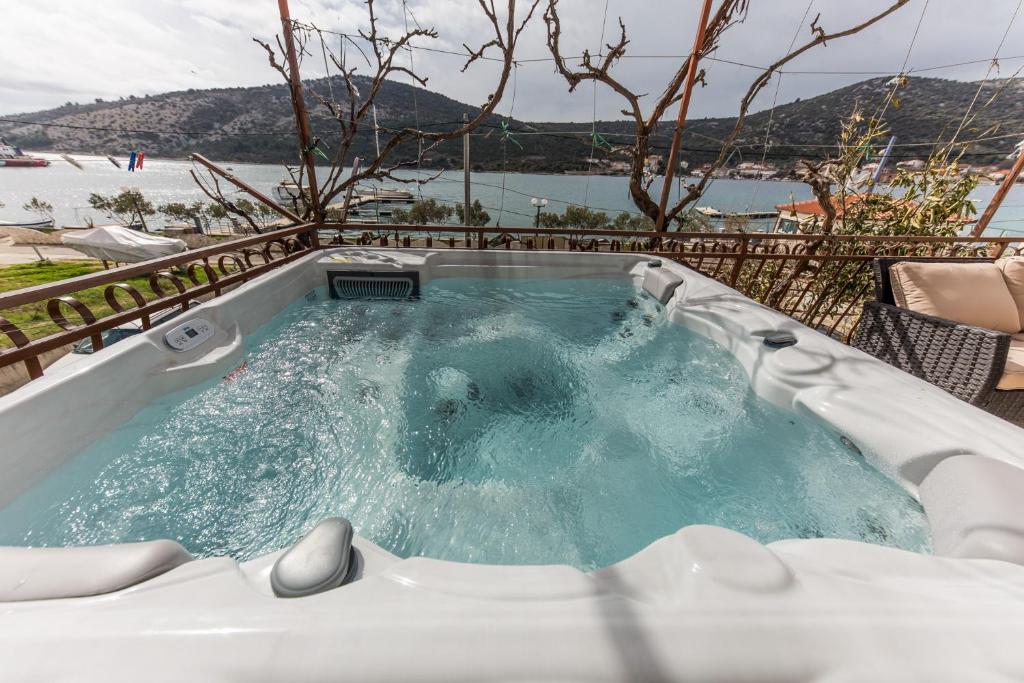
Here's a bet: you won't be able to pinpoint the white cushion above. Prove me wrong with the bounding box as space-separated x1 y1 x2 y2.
0 540 192 602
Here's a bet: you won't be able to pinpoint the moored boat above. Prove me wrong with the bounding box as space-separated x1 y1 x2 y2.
0 218 55 230
0 138 50 168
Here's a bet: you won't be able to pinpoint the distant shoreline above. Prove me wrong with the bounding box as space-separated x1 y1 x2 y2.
21 151 816 184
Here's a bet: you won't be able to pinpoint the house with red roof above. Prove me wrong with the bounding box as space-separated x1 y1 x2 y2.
773 194 973 234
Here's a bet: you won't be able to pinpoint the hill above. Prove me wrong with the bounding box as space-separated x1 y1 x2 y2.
2 76 1022 172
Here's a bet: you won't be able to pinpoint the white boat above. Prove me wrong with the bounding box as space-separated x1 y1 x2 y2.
0 138 49 168
273 180 307 203
290 182 417 223
0 218 55 230
60 225 187 263
345 187 415 222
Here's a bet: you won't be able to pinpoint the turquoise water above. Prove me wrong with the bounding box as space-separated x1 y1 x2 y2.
0 277 930 568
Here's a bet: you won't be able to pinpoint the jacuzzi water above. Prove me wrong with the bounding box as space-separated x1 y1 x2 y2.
0 277 931 568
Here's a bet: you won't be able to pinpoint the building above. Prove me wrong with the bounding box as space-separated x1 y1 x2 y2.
896 159 926 172
644 154 664 175
734 162 779 179
773 194 971 234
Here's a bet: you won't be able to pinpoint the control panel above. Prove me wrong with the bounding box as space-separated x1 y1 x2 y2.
164 318 216 352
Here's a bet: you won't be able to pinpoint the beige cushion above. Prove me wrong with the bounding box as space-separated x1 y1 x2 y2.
996 257 1024 327
998 333 1024 390
890 261 1021 334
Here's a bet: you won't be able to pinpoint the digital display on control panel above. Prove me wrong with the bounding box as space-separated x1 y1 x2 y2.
164 318 215 352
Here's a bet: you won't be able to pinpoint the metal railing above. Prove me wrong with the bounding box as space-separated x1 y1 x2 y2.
1 222 1020 387
0 224 317 383
326 225 1020 337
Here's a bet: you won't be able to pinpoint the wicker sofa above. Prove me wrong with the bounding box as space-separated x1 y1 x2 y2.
851 257 1024 427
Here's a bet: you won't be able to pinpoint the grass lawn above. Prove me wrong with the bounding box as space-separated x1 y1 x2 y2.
0 260 209 347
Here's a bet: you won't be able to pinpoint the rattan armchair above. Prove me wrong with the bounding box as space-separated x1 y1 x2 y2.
851 257 1024 426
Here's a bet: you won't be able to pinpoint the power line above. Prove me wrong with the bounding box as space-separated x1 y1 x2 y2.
431 175 651 218
945 0 1023 152
0 116 471 138
289 20 1024 77
469 120 1024 147
6 114 1021 164
11 114 1020 153
468 122 1024 160
0 117 294 137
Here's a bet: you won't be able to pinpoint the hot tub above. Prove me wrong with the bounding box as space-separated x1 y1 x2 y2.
2 248 1024 681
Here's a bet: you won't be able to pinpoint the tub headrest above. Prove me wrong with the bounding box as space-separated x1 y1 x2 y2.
0 540 193 602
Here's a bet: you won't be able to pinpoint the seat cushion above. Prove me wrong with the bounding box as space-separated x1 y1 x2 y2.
998 334 1024 390
890 261 1021 334
996 256 1024 327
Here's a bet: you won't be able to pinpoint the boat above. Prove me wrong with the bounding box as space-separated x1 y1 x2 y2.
0 138 49 168
273 180 307 203
351 187 415 209
61 225 187 263
695 206 723 218
344 187 415 222
0 218 55 230
279 178 416 223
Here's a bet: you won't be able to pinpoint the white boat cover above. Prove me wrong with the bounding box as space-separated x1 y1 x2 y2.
61 225 187 263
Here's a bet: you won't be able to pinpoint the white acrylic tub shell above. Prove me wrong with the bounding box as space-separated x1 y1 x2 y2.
2 248 1024 681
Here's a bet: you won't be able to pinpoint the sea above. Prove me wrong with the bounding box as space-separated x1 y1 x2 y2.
2 152 1023 236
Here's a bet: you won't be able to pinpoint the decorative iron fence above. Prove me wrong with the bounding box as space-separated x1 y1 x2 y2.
0 222 1020 388
0 224 316 384
326 225 1020 339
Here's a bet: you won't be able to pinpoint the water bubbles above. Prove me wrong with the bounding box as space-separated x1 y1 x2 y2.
0 277 931 568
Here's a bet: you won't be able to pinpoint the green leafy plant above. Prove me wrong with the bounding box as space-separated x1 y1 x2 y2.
21 197 53 220
158 201 207 225
749 103 980 324
610 212 654 231
454 200 490 227
88 189 155 229
390 199 453 225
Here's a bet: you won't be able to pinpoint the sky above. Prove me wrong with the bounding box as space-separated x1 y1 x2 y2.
1 0 1023 122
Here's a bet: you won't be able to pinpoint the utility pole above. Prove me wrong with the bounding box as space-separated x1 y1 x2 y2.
340 157 362 226
463 113 472 228
655 0 714 231
278 0 323 243
971 140 1024 237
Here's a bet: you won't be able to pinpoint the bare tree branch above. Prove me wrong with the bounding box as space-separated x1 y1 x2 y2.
543 0 909 229
252 0 542 217
189 169 264 234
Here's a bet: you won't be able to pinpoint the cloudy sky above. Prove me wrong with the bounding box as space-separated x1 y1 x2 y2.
2 0 1022 122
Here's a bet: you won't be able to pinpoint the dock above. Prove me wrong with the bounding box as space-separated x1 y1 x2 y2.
696 206 779 220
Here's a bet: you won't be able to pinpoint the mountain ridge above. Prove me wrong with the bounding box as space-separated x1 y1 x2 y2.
3 75 1023 172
